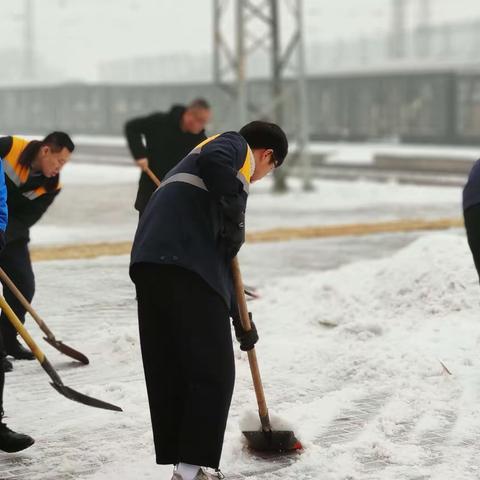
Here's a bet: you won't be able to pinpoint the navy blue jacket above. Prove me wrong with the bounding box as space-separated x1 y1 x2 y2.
130 131 254 308
463 159 480 211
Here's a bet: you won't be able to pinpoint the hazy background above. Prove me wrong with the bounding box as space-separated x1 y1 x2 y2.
3 0 480 150
3 0 480 85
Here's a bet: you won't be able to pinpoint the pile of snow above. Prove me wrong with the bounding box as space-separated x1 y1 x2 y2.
303 232 475 326
65 231 480 479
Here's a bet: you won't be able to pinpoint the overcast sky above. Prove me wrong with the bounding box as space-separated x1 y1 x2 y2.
3 0 480 81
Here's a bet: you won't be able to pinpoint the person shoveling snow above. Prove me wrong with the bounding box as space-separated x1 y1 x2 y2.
130 121 293 479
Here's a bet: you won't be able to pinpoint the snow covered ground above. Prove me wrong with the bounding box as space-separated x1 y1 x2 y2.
1 230 479 479
29 163 463 246
67 135 480 166
0 162 476 479
312 141 480 166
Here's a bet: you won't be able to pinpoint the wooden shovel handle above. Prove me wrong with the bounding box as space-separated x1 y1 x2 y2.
231 257 271 429
0 296 46 363
143 166 161 187
0 266 55 340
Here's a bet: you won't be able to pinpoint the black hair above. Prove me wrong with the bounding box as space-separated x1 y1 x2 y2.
188 98 211 110
238 121 288 166
18 131 74 192
42 131 75 153
19 131 75 169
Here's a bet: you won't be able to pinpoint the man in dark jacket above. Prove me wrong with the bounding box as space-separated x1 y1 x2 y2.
0 154 35 453
130 121 288 480
463 159 480 283
0 132 74 363
124 98 211 215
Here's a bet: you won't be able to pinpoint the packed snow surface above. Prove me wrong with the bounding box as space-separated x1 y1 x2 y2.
2 231 479 479
30 163 462 246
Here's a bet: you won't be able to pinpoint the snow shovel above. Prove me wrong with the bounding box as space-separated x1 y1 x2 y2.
0 267 89 365
231 257 302 452
244 284 260 300
0 296 122 412
142 165 162 188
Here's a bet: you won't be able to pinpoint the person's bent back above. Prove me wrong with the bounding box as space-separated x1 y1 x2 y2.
124 98 211 215
129 121 288 480
463 159 480 284
0 132 74 361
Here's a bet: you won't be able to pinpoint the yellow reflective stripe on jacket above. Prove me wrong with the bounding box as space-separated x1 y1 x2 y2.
238 145 254 184
2 136 60 199
23 187 49 200
4 136 29 185
235 145 254 193
162 133 254 194
194 133 254 186
190 134 222 155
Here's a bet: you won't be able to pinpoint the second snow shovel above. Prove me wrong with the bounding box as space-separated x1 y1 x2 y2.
0 267 89 364
0 296 122 412
231 257 302 453
143 165 161 188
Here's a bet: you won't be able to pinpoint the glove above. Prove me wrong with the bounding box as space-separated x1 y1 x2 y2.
232 312 259 351
0 231 5 253
219 195 245 259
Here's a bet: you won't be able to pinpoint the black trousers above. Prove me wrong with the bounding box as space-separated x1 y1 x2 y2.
0 240 35 351
132 263 235 469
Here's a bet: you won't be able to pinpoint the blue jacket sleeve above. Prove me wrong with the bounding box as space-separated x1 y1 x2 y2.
0 161 8 232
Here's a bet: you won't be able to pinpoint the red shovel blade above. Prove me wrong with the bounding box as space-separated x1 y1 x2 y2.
242 430 302 452
43 337 89 365
50 382 122 412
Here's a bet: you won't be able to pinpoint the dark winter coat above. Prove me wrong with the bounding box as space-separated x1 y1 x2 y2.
130 131 254 309
463 159 480 211
124 105 207 213
0 136 60 243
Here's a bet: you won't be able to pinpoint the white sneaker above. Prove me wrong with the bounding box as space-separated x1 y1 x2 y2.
172 467 224 480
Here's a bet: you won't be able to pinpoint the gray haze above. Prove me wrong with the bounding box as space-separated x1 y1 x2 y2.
2 0 480 83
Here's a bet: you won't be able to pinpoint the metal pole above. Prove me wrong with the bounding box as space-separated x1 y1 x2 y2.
236 0 248 127
389 0 406 59
213 0 221 85
271 0 288 192
271 0 282 125
296 0 312 191
416 0 431 58
24 0 35 80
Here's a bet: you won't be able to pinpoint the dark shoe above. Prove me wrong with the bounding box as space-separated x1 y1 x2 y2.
2 358 12 373
5 340 35 360
0 423 34 453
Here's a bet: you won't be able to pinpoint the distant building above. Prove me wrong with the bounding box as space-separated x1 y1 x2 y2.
307 18 480 74
98 52 212 84
0 48 64 86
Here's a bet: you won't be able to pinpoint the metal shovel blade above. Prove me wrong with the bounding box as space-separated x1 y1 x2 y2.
50 382 123 412
44 336 90 364
242 430 302 452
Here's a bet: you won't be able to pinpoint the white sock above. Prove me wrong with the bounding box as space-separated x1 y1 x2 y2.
176 462 201 480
